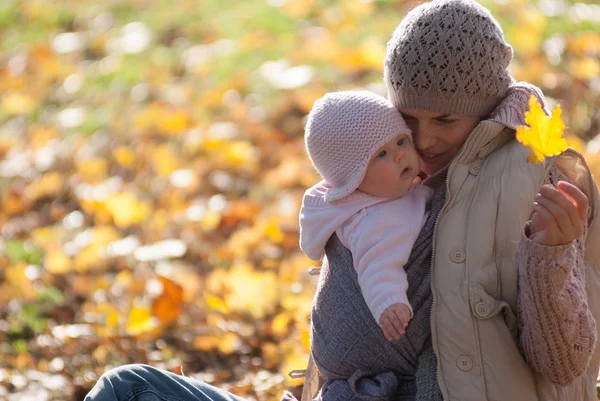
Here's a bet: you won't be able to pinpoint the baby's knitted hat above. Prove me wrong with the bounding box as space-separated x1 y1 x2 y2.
384 0 514 117
305 91 411 203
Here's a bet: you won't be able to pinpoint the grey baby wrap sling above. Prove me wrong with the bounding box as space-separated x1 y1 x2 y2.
282 182 447 401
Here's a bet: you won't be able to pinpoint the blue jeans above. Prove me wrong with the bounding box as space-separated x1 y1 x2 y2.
85 364 248 401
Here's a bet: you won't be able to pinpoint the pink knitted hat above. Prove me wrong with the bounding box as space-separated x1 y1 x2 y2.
305 91 412 203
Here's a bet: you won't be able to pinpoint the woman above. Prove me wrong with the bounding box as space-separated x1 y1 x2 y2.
85 0 600 400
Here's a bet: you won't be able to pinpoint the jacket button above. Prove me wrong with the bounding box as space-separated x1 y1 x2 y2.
457 356 473 371
475 302 490 318
450 249 466 263
469 162 481 175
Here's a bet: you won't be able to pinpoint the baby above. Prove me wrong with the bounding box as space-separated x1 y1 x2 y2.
299 90 432 341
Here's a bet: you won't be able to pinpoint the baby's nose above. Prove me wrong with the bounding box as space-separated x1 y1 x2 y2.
394 149 405 161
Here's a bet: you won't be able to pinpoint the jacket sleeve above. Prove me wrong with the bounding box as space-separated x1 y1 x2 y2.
516 166 597 386
338 210 415 324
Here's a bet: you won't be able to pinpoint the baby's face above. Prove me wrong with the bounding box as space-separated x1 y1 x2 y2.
357 134 420 198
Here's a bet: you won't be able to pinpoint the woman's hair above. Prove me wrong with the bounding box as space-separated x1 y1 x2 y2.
384 0 514 117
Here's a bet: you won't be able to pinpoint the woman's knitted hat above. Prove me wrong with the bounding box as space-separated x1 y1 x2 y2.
305 91 411 203
384 0 514 117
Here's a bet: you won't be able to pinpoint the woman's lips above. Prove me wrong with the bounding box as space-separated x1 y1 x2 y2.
418 151 444 163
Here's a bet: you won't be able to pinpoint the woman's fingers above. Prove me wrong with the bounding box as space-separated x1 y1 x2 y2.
557 181 589 221
532 202 555 228
529 181 589 246
534 195 576 237
538 185 582 230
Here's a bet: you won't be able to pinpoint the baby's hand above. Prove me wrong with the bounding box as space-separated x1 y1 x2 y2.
379 303 411 341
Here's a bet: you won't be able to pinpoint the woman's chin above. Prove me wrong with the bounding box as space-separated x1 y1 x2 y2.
421 164 440 176
421 159 450 176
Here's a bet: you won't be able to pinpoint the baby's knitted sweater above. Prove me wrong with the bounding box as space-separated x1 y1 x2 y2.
299 183 432 323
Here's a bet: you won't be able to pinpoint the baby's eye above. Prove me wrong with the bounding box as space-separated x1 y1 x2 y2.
436 117 455 124
377 150 387 158
397 138 405 146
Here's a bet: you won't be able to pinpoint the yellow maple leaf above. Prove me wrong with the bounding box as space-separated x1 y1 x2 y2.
103 192 150 228
126 306 157 336
222 262 278 319
44 250 73 274
1 91 36 115
516 95 568 164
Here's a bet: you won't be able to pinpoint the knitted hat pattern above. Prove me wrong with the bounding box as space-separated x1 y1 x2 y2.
305 91 411 203
384 0 515 117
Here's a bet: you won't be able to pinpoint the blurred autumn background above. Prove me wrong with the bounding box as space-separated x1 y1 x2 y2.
0 0 599 399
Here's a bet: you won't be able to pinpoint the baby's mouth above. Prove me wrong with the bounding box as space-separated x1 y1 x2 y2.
401 166 412 176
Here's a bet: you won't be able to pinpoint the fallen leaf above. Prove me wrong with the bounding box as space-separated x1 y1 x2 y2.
205 293 229 313
1 91 36 115
126 306 157 336
44 250 73 274
152 276 184 325
103 192 151 228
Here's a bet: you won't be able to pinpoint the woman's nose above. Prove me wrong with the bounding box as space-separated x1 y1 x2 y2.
412 127 436 150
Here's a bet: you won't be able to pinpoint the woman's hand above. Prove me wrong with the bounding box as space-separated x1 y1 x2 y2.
530 181 588 246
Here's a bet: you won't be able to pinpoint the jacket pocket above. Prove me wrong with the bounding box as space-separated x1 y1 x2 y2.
469 284 540 401
469 284 518 342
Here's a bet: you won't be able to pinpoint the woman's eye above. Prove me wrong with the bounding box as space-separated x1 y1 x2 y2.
397 139 405 146
377 150 387 158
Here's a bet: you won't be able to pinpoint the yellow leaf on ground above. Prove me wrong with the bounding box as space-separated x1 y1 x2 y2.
0 263 35 306
104 192 150 228
133 105 160 132
77 158 108 183
114 146 136 167
44 250 73 274
222 141 258 171
218 332 241 354
193 335 221 351
201 209 222 232
282 0 315 19
28 125 59 150
24 172 64 201
224 263 278 319
126 306 156 336
1 91 36 115
272 312 292 337
157 110 190 134
261 342 281 369
205 293 229 313
516 95 568 164
31 227 63 250
153 145 180 177
264 217 284 244
74 226 120 272
152 276 184 325
568 57 600 80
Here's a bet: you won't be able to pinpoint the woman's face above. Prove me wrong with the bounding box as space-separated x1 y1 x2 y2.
399 108 481 176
